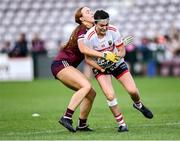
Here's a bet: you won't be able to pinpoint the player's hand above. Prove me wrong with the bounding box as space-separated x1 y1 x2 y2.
102 51 119 63
100 68 105 73
123 35 133 47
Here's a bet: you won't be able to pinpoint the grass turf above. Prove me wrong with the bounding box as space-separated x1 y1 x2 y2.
0 77 180 140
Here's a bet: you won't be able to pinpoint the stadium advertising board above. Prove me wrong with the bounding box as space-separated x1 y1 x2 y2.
0 54 33 81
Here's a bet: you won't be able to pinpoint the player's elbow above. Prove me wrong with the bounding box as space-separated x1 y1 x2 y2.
122 51 126 58
84 57 91 64
120 49 126 58
118 50 126 58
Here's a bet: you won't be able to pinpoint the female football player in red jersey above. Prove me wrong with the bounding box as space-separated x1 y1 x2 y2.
51 7 118 132
84 10 153 132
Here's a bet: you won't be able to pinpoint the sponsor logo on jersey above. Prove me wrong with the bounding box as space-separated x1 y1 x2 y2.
108 40 112 46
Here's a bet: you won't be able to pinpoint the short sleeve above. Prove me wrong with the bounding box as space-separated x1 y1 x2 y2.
111 26 123 47
77 30 86 42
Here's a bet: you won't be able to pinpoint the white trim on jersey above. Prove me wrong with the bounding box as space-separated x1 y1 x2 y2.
77 38 84 42
84 24 125 64
77 33 85 42
84 24 122 53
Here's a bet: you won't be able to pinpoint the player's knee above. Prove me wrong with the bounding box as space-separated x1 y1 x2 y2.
84 88 96 102
105 93 115 101
92 88 96 96
82 81 92 92
107 98 118 107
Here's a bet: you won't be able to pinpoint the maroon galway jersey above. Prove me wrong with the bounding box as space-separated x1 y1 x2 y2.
54 25 88 67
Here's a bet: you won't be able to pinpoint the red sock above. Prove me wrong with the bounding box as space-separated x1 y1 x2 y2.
78 118 87 127
115 113 126 127
64 108 74 119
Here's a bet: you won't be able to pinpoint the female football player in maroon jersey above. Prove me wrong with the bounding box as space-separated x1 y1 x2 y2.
51 7 118 132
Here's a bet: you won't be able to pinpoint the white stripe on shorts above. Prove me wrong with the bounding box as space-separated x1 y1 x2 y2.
62 60 69 67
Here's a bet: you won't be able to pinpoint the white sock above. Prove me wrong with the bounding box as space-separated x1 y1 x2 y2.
135 102 142 109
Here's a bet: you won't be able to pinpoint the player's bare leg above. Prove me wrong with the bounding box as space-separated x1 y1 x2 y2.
97 75 128 132
77 88 96 131
117 72 153 119
57 66 92 110
56 66 93 132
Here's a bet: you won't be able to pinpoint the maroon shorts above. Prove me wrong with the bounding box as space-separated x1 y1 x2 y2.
93 61 129 79
51 60 70 78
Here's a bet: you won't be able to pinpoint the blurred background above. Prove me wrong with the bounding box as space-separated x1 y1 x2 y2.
0 0 180 81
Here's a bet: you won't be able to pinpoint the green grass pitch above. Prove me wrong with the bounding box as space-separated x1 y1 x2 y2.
0 77 180 140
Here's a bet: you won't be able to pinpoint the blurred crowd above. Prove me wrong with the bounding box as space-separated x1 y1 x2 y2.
1 28 180 77
0 33 47 57
125 28 180 77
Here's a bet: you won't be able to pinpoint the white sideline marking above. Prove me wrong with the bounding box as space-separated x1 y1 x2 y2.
133 121 180 127
2 122 180 136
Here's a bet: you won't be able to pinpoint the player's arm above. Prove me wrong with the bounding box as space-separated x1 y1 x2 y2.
116 42 126 58
78 40 102 57
117 35 134 58
84 55 105 72
78 39 118 62
115 36 133 58
117 35 133 48
111 25 133 58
